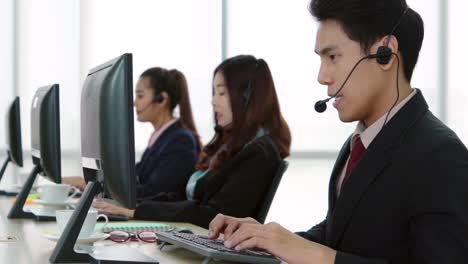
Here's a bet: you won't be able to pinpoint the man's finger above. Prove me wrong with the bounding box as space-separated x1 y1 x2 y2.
208 214 228 239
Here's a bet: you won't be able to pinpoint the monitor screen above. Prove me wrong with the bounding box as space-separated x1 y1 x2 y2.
81 53 136 209
5 97 23 167
30 84 61 183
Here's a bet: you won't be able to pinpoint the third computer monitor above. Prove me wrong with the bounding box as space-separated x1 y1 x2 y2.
5 97 23 167
0 97 23 193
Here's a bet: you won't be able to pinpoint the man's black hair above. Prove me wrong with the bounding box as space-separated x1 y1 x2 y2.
309 0 424 81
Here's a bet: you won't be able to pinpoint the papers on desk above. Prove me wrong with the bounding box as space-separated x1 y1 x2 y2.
96 222 173 233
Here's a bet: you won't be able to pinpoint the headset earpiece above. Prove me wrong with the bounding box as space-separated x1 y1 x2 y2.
375 46 392 65
367 46 392 65
154 93 164 103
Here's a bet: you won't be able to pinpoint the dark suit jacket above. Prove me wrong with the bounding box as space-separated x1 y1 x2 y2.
136 121 198 200
134 135 282 228
298 90 468 263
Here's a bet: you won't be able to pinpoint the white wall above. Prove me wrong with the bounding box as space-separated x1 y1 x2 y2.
0 0 15 147
406 0 441 116
17 0 81 176
80 0 222 151
448 2 468 141
0 0 16 186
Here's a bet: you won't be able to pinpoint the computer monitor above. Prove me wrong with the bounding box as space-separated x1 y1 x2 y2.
31 84 62 183
80 53 136 207
0 97 24 195
50 53 146 264
8 84 62 219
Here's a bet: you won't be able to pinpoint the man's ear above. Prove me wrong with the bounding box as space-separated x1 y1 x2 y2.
375 35 399 71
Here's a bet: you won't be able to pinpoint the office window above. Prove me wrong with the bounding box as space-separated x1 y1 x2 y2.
81 0 222 151
0 0 15 186
0 0 15 149
17 0 81 174
17 0 80 150
448 2 468 143
406 0 441 117
266 159 332 230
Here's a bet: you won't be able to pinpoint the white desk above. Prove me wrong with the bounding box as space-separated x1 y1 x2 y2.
0 197 236 264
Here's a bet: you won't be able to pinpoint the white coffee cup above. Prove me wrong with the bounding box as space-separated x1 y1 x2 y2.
38 184 79 203
56 209 108 238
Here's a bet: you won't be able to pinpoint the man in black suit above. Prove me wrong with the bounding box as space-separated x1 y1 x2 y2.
208 0 468 263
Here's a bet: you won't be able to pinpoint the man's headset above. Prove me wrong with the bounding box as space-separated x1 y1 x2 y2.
314 7 409 127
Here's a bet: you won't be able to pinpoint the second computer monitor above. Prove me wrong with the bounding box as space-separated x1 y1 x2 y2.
31 84 61 183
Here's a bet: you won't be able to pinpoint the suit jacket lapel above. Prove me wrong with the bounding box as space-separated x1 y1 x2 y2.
328 89 429 247
330 136 352 195
329 142 393 246
325 136 351 245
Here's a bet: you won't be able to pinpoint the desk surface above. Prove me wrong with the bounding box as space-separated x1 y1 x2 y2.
0 196 236 264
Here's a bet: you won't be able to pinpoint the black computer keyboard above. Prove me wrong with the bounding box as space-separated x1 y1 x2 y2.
156 231 281 264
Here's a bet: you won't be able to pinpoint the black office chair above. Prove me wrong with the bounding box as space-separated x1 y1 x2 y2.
254 160 289 224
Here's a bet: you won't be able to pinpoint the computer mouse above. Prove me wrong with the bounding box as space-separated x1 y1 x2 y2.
174 227 193 234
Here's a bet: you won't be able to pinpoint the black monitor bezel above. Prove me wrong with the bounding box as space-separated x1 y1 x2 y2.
6 96 23 166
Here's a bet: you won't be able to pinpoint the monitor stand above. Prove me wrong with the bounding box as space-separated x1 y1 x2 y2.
7 165 42 219
0 155 13 196
0 187 19 196
0 190 19 196
0 155 11 182
49 181 158 264
29 207 59 221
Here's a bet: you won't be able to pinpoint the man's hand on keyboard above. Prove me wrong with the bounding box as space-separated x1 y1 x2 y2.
209 213 337 264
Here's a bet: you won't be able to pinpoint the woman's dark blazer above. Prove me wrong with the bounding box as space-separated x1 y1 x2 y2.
136 121 198 199
134 134 282 228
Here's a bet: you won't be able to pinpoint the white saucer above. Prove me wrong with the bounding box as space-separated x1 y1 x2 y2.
42 232 110 244
33 199 75 207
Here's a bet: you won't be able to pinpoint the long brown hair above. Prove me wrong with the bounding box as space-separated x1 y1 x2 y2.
140 67 202 155
198 55 291 171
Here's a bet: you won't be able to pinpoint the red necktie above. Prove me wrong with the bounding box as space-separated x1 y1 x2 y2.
342 135 366 186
